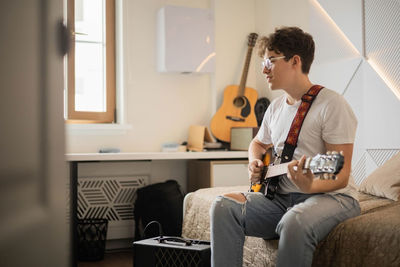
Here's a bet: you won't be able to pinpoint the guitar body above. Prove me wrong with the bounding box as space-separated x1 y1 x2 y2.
250 148 273 193
262 176 280 200
210 85 258 142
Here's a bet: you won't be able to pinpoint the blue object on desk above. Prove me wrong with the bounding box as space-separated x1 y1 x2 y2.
161 142 180 152
99 148 121 153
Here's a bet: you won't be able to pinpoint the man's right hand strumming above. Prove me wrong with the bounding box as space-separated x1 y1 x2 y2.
248 159 264 184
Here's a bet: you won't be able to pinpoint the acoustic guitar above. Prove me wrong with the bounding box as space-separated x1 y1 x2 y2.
210 33 259 143
250 150 345 200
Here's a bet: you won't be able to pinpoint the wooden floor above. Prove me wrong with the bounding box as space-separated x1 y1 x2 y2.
78 250 132 267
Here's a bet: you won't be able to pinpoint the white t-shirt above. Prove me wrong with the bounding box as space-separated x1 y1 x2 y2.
256 88 358 199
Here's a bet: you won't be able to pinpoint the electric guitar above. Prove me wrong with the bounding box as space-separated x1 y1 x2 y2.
210 33 259 143
250 150 345 200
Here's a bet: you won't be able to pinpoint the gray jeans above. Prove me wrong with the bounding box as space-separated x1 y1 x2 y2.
210 192 360 267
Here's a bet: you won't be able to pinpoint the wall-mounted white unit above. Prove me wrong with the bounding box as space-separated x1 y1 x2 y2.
157 5 215 73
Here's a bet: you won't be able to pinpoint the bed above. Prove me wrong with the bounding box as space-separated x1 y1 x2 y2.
182 152 400 266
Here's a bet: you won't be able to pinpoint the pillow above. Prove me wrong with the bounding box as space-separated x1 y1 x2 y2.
359 151 400 201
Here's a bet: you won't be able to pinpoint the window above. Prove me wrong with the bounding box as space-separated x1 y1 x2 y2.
67 0 116 123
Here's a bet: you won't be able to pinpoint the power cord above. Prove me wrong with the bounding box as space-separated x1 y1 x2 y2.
143 220 193 246
143 221 163 238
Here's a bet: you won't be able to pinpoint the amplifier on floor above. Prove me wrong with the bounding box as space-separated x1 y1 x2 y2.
133 236 211 267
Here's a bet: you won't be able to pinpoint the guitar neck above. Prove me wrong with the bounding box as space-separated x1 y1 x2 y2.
238 46 254 96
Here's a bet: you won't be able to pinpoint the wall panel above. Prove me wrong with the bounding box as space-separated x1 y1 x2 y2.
313 0 400 183
365 0 400 99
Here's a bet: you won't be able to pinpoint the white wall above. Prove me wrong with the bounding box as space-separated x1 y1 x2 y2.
66 0 258 153
254 0 310 100
212 0 257 112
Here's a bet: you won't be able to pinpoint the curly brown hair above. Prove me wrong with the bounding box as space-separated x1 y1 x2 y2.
257 26 315 74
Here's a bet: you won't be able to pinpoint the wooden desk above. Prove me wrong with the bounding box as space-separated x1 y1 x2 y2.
66 151 248 161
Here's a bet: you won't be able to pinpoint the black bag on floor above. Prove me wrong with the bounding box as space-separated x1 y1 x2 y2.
134 180 184 240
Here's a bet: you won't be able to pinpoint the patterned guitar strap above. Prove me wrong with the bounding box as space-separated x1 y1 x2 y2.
265 85 324 199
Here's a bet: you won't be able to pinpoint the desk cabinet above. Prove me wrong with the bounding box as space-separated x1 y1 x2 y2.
187 160 249 192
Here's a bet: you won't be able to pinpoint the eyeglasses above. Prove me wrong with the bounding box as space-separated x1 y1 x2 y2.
261 56 286 70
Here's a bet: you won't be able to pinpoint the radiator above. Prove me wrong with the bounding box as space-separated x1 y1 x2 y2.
77 175 148 240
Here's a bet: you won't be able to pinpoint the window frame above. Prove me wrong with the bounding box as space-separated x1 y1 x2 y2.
67 0 116 123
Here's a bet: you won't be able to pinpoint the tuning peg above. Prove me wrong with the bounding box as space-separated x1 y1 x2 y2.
322 173 330 180
339 151 344 156
326 151 332 155
330 151 340 159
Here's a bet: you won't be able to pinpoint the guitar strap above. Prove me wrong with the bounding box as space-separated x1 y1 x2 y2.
280 85 324 163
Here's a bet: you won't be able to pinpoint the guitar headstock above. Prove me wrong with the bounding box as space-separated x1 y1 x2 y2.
248 33 258 47
304 151 344 180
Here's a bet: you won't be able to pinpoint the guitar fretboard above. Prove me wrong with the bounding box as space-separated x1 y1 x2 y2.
264 162 290 179
238 46 253 96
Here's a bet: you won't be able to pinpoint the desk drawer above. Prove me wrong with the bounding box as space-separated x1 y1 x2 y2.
211 161 248 187
188 160 248 192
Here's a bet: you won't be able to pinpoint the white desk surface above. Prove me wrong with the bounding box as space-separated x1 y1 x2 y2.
66 151 248 162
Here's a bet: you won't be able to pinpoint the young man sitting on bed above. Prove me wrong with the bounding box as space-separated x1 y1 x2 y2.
210 26 361 267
